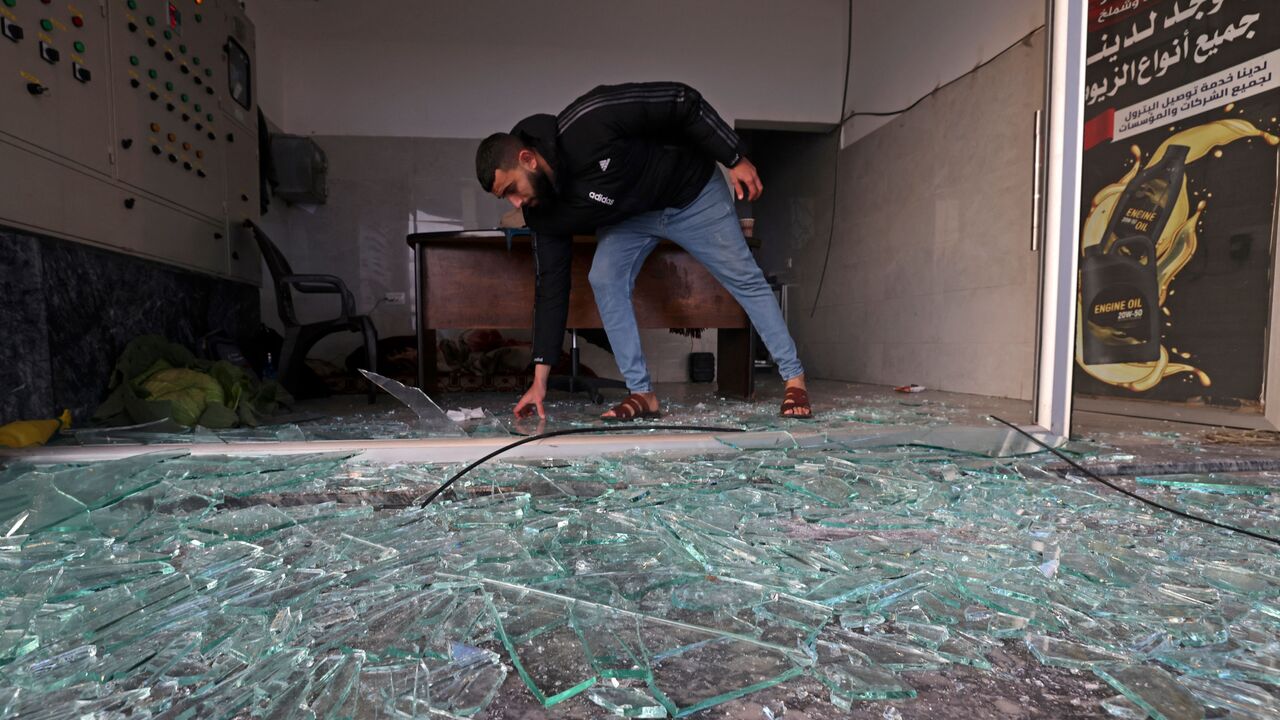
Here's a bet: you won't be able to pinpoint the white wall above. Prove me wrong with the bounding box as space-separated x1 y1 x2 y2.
251 7 287 128
792 30 1046 400
247 0 848 137
843 0 1046 145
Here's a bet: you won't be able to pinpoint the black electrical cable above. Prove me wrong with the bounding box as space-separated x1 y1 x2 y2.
837 26 1044 125
809 23 1046 317
990 415 1280 546
808 0 852 319
416 424 746 508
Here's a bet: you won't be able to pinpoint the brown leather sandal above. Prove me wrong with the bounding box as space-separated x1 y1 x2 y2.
602 393 662 422
780 386 814 419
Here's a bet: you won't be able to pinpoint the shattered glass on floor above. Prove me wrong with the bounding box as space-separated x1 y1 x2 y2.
2 409 1278 717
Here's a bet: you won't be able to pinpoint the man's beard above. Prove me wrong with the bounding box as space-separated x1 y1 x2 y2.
528 167 557 208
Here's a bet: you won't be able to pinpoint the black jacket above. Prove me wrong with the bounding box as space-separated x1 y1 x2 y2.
513 82 746 365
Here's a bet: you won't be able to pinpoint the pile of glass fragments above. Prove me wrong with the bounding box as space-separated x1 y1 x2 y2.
1 420 1277 718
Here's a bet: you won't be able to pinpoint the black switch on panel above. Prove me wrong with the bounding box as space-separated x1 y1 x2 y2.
1 18 23 42
39 41 60 64
130 78 140 88
124 198 136 209
72 63 91 83
121 138 134 149
128 22 138 33
168 154 177 163
27 82 47 96
165 102 175 111
147 38 156 47
226 133 235 143
196 169 206 178
164 50 173 61
151 144 161 154
149 91 159 100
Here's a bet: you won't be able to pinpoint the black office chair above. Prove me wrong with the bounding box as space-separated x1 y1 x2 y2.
497 228 626 404
547 329 627 404
244 220 378 403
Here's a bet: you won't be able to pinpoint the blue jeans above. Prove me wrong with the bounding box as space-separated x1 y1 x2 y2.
590 173 804 393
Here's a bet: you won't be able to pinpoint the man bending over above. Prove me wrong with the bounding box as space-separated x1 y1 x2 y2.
475 81 811 420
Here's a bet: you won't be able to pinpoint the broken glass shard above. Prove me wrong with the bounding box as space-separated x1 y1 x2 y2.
358 369 465 436
1093 665 1205 720
587 685 668 718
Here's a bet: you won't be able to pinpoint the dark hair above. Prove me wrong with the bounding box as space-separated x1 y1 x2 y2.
475 133 526 191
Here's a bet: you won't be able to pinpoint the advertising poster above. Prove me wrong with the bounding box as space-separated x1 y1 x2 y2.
1075 0 1280 411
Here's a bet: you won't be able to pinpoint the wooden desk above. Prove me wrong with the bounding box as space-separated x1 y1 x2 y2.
406 230 755 399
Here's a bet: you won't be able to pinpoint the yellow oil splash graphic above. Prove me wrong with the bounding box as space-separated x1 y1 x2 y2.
1077 117 1280 392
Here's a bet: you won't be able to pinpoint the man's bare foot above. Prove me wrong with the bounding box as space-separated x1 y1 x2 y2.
781 375 813 418
602 392 660 420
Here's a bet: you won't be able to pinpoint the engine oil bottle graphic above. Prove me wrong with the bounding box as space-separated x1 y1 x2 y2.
1081 144 1189 366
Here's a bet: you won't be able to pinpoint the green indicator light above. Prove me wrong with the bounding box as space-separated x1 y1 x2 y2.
194 13 202 22
163 30 171 39
74 41 85 53
204 68 212 77
180 93 188 102
164 81 173 91
40 19 54 32
192 57 200 66
127 0 137 9
2 0 16 8
179 44 186 54
194 103 201 111
130 55 140 66
148 69 157 79
206 113 213 122
145 15 155 26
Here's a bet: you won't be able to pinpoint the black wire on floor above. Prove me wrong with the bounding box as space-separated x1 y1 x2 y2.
413 414 1278 545
417 424 746 509
990 415 1280 547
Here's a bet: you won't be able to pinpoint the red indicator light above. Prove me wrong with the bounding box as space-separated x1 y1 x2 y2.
72 16 84 28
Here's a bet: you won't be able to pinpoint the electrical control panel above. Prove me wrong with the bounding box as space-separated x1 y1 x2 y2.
0 0 260 284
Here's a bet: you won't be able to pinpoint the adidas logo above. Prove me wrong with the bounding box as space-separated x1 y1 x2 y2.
599 158 611 172
588 191 615 206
